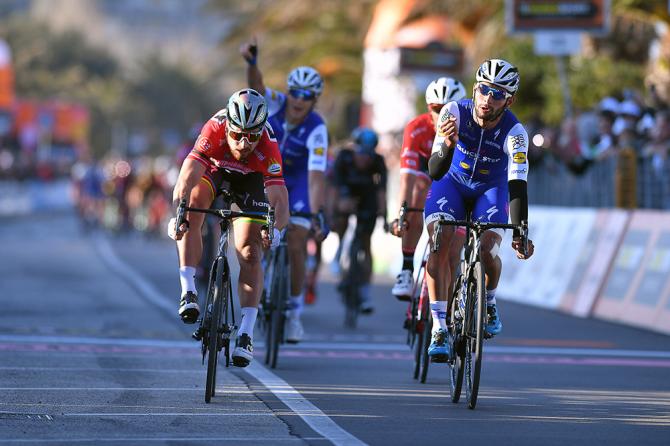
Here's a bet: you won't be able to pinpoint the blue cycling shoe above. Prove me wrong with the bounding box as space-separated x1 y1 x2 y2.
486 304 503 336
428 328 451 363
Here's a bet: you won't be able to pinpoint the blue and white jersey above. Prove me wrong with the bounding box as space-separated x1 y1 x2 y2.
264 87 328 215
431 99 529 189
265 87 328 179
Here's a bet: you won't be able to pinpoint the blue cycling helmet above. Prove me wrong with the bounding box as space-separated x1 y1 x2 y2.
351 127 378 155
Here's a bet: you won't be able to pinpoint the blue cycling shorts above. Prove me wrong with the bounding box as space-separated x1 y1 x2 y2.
424 171 509 228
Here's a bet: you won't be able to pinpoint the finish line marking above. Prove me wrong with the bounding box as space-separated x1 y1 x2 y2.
93 235 367 446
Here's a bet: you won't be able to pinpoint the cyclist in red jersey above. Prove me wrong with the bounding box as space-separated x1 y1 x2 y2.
390 78 466 300
169 89 289 367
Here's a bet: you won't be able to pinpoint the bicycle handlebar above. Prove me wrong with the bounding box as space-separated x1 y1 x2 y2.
431 217 529 256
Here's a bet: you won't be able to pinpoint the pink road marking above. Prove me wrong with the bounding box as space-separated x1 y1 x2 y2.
3 342 670 368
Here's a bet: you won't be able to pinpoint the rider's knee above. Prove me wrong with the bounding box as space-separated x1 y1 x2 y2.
480 239 501 264
237 244 262 265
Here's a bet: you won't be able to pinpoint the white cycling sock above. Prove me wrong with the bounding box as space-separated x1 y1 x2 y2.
430 301 448 333
179 266 197 296
238 307 258 340
289 293 304 319
486 288 497 305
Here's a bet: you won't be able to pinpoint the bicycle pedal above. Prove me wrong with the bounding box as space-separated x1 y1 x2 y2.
191 327 204 341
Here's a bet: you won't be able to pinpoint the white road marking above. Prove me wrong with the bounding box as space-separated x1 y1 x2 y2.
92 235 367 446
247 362 367 446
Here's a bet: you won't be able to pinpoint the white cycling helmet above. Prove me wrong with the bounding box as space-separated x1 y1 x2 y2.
475 59 520 94
287 66 324 96
425 77 467 105
226 88 268 132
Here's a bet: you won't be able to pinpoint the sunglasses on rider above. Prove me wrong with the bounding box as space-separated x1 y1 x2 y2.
477 83 511 101
288 88 317 101
227 127 262 143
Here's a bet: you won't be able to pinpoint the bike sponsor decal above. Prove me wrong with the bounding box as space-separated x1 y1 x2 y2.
513 152 527 164
267 157 282 175
197 136 211 153
511 134 526 150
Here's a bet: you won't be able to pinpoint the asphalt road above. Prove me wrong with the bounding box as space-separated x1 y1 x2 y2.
1 213 669 445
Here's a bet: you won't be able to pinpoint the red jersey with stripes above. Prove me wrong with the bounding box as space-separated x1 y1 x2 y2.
400 112 435 180
187 111 285 187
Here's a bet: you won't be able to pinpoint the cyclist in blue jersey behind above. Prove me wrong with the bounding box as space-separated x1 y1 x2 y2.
424 59 535 362
240 37 329 343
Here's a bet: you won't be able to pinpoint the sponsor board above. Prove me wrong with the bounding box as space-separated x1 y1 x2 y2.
498 206 597 310
593 211 670 335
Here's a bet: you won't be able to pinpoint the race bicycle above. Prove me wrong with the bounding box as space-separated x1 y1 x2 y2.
259 211 320 368
433 215 528 409
176 189 274 403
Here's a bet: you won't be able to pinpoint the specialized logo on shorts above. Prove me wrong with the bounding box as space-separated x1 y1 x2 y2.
512 152 527 164
486 206 498 220
460 161 471 170
437 197 449 211
314 147 325 156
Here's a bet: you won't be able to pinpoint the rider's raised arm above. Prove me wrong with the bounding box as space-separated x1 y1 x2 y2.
428 102 460 181
240 38 267 96
505 123 530 237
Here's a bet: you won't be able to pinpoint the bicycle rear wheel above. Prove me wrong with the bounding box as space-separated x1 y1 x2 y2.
419 311 432 384
411 272 427 379
448 280 465 403
205 257 226 403
465 261 486 409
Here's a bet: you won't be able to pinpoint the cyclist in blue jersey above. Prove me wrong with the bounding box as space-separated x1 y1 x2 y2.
241 38 329 343
424 59 535 361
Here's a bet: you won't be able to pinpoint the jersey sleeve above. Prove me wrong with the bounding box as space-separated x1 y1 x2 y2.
430 101 460 155
264 87 286 118
504 123 529 182
187 116 226 168
260 132 286 188
306 123 329 172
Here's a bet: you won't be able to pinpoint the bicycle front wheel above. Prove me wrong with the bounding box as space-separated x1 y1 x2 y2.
449 282 465 403
205 257 225 403
269 245 289 369
465 261 486 410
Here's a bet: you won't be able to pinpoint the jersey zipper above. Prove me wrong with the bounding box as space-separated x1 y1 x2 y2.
469 128 485 185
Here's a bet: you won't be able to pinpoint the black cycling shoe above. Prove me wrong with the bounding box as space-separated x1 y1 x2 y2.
232 333 253 367
178 291 200 324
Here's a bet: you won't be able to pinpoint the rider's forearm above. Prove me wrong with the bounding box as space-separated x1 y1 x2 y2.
267 184 289 230
398 172 415 210
308 170 326 214
427 145 453 181
246 64 266 96
172 158 206 206
508 179 528 237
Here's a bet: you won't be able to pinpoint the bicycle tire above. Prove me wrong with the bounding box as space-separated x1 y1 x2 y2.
419 311 432 383
412 318 422 380
262 250 275 366
449 287 465 403
269 245 288 369
465 261 486 410
205 257 225 403
344 237 363 328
